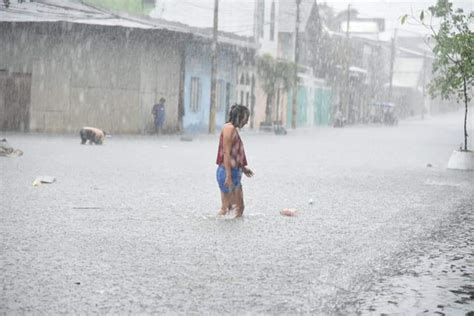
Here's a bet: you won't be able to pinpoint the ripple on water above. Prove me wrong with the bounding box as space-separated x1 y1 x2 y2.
351 204 474 315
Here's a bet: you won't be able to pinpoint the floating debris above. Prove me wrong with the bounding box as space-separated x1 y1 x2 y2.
180 136 193 142
280 208 297 217
72 207 101 210
32 176 56 186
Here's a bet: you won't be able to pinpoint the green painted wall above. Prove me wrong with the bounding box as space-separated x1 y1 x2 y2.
286 87 307 128
314 88 332 126
297 87 307 126
287 86 333 128
83 0 154 15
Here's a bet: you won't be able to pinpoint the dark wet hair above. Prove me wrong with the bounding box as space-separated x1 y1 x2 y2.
159 97 166 103
227 104 250 127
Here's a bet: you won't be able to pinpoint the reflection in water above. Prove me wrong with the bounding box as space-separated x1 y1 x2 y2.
1 114 473 314
351 204 473 315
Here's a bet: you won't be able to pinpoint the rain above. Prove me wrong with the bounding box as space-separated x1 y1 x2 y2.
0 0 473 314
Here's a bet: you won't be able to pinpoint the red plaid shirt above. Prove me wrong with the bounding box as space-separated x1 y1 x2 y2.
216 129 247 167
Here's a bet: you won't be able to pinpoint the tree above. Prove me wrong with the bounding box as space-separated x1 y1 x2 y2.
256 54 296 124
274 60 296 123
402 0 473 151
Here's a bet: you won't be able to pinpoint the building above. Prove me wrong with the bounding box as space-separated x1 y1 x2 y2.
313 6 389 124
0 0 255 134
150 0 278 130
277 0 333 128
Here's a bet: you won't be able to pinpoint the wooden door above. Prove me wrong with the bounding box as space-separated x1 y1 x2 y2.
1 72 31 131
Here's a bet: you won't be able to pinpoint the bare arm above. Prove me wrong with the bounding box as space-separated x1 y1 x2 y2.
242 166 254 177
222 124 235 189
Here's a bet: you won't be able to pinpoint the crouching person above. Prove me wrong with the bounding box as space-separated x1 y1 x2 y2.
0 138 23 157
80 127 106 145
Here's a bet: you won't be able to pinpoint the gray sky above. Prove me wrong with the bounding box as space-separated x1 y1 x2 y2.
152 0 255 35
151 0 473 41
324 0 473 40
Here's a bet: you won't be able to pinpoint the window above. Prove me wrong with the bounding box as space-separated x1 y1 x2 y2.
216 80 226 111
190 77 201 112
240 91 244 105
270 1 275 41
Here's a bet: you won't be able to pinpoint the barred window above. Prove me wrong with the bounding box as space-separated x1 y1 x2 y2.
190 77 201 112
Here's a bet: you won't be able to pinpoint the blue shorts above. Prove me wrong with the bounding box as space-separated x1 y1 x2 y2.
216 165 242 193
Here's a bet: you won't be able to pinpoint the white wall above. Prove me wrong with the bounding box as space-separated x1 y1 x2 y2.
257 0 279 57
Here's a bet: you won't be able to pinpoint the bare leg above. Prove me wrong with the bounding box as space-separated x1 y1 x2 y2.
234 187 245 218
218 192 232 216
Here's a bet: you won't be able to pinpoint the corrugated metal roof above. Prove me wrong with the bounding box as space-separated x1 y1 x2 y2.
0 1 142 24
0 0 257 48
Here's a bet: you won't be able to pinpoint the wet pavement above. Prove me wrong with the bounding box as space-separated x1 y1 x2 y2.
1 111 473 314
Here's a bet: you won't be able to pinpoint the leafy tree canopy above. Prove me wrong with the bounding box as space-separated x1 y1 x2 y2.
402 0 473 150
402 0 473 102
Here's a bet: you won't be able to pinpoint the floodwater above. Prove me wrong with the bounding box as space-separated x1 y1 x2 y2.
1 111 473 314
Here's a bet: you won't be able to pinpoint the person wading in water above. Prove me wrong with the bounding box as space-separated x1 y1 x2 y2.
215 104 254 218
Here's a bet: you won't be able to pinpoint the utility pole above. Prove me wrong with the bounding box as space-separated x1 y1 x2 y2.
421 51 426 119
342 4 351 121
388 28 397 102
209 0 219 133
291 0 302 129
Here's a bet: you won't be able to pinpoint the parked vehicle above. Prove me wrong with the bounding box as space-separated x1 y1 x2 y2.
383 107 398 125
333 110 346 128
369 102 398 125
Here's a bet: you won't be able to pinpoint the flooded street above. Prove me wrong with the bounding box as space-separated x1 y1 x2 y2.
1 111 473 314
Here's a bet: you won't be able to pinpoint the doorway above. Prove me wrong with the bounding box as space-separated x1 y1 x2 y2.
0 71 31 132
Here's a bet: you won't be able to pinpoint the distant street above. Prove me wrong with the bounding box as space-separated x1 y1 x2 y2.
1 111 473 314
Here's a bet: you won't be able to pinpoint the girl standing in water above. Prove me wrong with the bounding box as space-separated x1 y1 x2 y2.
216 104 254 217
